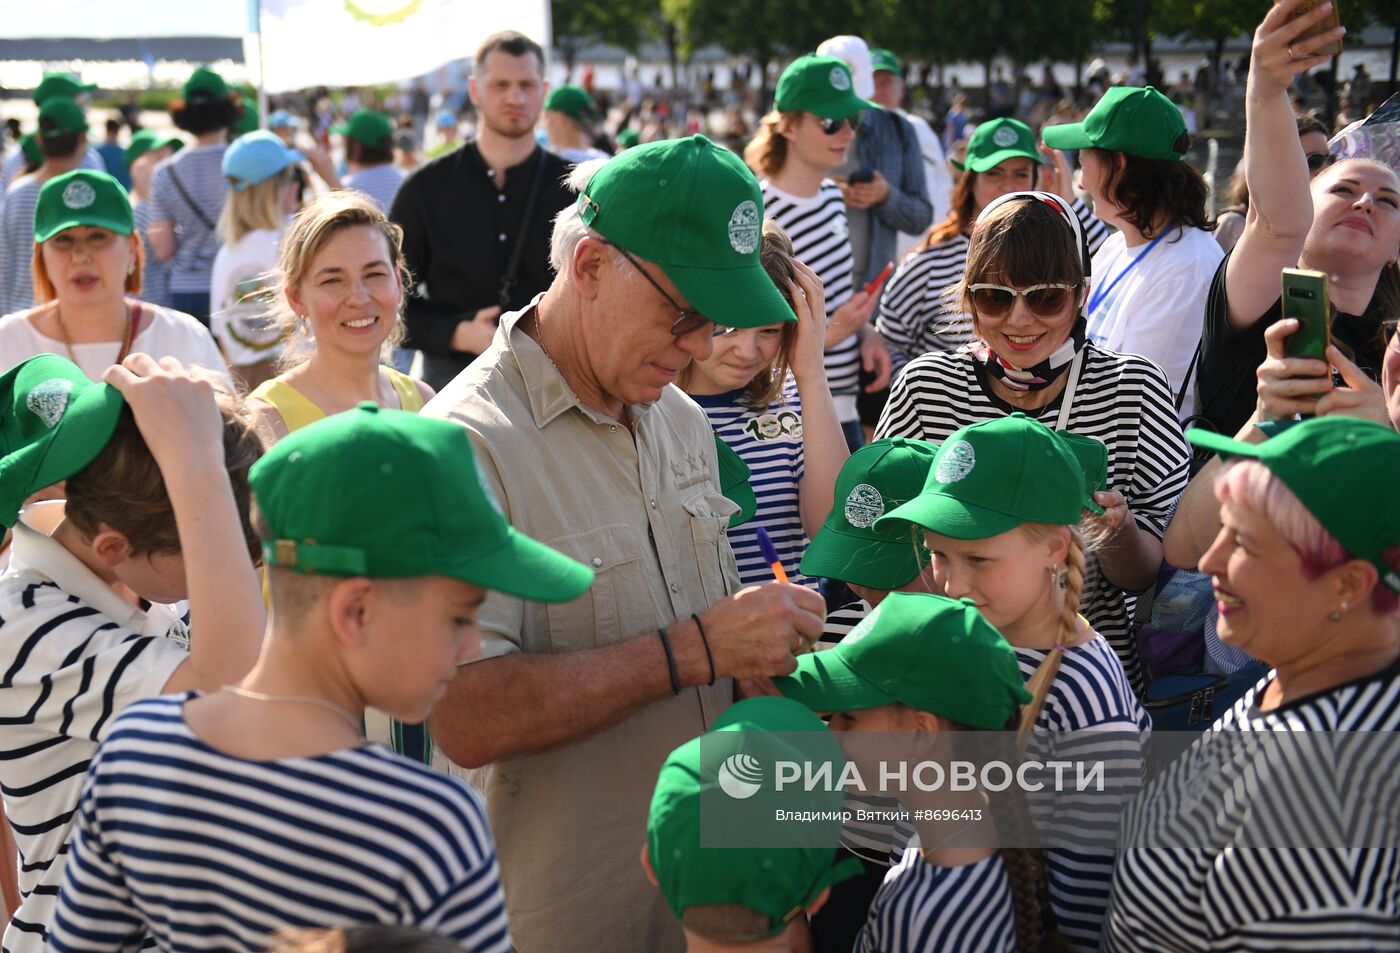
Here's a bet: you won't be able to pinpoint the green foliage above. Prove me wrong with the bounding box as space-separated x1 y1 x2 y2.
553 0 659 55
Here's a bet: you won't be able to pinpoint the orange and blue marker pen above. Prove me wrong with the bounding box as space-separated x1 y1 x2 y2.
755 527 788 584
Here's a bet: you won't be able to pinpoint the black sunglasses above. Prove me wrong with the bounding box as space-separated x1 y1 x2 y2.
1306 152 1335 173
817 115 859 135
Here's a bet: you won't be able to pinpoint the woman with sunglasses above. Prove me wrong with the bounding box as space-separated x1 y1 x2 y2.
1042 85 1221 419
745 54 890 451
877 118 1108 377
876 191 1190 693
1195 0 1400 441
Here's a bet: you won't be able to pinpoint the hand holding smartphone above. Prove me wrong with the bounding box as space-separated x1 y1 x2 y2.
863 261 895 298
1273 0 1344 57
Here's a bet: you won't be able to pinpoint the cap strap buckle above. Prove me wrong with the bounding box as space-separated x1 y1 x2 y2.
263 539 369 575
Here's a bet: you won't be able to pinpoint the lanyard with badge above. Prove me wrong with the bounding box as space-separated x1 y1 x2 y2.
1086 232 1167 319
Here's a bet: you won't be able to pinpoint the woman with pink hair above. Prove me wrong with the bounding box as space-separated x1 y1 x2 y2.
1105 413 1400 950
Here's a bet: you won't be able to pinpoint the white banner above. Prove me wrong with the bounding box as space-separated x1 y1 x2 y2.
247 0 551 94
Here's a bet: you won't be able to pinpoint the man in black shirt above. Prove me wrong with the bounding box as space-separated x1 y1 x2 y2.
390 30 573 390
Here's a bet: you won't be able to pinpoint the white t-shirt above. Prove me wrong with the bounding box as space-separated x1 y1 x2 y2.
210 227 285 368
0 301 229 383
1085 226 1222 419
0 503 190 953
894 110 953 261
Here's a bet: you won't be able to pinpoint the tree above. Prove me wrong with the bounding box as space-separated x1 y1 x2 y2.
552 0 660 79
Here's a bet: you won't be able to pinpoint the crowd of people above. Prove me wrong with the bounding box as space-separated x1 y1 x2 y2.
0 0 1397 949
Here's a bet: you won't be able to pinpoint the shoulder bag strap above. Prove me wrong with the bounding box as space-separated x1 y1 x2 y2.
1176 343 1201 413
498 149 548 309
166 165 217 232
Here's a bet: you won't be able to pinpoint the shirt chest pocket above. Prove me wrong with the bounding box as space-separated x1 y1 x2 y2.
684 492 739 609
542 523 643 651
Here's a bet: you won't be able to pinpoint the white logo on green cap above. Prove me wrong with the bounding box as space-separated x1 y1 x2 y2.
26 378 73 428
829 66 851 91
844 483 885 528
61 181 96 210
717 753 763 799
727 199 760 254
992 126 1020 148
934 440 976 484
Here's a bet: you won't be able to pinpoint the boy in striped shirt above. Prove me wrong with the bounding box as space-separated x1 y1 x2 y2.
0 353 266 952
49 404 594 951
643 697 863 950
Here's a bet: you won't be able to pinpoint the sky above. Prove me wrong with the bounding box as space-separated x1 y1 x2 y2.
0 0 250 38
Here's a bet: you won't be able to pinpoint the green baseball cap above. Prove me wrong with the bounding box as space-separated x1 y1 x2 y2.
544 84 596 121
330 109 394 147
1041 85 1187 161
38 97 88 139
799 438 939 589
125 129 185 165
19 134 41 169
776 592 1032 728
874 413 1103 541
578 135 795 330
714 436 756 528
33 73 97 105
1187 417 1400 594
34 170 134 243
231 102 260 137
182 67 230 103
616 128 640 150
869 49 901 75
774 55 877 119
250 404 594 601
647 697 863 933
0 356 126 528
953 118 1042 173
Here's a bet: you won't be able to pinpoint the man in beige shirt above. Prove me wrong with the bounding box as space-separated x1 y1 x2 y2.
424 136 828 952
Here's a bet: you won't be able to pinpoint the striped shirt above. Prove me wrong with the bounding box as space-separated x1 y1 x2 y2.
0 147 105 194
48 694 512 953
148 144 228 294
693 379 815 590
0 504 190 953
0 178 42 315
877 199 1107 378
132 200 172 309
1018 634 1151 952
874 343 1191 693
857 850 1016 953
762 180 860 420
1104 659 1400 951
345 163 407 215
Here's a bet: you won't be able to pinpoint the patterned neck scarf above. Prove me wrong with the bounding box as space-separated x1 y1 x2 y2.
974 316 1087 392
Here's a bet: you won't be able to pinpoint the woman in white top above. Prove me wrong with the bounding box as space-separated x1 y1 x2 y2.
0 169 226 382
210 131 303 391
1043 85 1221 418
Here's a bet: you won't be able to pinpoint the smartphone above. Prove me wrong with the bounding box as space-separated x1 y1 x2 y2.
1281 268 1332 361
1274 0 1343 57
863 261 895 297
848 169 874 185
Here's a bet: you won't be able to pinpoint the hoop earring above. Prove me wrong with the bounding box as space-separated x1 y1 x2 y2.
1051 565 1067 590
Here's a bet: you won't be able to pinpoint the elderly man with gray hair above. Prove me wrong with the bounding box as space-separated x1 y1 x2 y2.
423 136 828 953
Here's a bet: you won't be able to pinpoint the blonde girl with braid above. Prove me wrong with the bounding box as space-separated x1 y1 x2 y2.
776 592 1065 953
875 414 1150 952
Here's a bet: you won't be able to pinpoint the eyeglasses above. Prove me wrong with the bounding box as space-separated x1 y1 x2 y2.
607 243 716 337
968 282 1079 317
817 115 859 135
1306 152 1335 173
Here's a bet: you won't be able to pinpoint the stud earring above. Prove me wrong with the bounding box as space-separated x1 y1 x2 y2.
127 261 135 275
1329 601 1349 622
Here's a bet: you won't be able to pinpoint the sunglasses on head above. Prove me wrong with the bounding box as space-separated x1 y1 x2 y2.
1306 152 1335 173
817 115 859 135
968 282 1079 317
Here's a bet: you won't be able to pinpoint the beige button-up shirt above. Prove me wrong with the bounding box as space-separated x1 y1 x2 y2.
424 299 740 953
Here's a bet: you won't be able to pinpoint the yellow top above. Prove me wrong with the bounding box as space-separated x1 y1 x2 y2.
250 368 424 432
